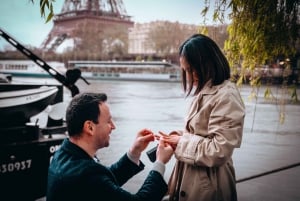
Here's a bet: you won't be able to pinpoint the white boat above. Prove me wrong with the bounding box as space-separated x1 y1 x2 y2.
67 60 181 82
0 59 182 82
0 60 66 78
0 84 59 127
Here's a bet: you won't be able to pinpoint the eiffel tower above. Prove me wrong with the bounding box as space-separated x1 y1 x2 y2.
41 0 133 52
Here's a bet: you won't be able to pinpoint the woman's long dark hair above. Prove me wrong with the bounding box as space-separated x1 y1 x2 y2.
179 34 230 96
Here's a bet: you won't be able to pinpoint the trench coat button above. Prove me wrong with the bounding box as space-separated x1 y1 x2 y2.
180 191 186 197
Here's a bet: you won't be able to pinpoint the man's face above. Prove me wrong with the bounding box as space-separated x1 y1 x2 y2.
94 102 115 148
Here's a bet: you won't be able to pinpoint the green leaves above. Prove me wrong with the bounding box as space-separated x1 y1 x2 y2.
40 0 55 23
31 0 55 23
203 0 299 87
289 85 299 103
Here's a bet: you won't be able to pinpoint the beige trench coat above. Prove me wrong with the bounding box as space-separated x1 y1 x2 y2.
167 80 245 201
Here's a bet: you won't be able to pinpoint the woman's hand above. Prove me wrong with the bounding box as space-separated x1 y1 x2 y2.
155 131 180 150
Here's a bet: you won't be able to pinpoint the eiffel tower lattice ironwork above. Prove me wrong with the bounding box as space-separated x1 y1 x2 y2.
41 0 133 52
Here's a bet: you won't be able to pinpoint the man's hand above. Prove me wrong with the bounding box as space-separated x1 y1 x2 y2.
129 129 155 157
156 138 174 164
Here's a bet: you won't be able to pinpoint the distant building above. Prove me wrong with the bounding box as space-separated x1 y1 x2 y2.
128 22 156 55
128 21 199 55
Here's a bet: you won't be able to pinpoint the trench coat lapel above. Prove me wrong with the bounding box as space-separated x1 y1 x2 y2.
186 80 220 123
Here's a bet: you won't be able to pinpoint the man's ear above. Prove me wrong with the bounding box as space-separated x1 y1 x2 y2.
83 121 93 134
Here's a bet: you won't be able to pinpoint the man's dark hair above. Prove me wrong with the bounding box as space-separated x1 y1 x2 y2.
179 33 230 96
66 92 107 136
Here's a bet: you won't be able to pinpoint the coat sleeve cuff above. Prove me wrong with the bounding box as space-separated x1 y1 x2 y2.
152 161 165 176
127 150 140 165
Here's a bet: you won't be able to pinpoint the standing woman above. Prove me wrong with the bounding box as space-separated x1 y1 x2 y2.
162 34 245 201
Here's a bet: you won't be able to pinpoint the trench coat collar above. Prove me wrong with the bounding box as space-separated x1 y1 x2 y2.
187 80 229 122
199 80 229 96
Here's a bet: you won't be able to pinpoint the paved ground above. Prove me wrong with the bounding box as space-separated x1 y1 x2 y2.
234 85 300 201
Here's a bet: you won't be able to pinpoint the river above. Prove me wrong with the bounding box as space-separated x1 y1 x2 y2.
14 77 300 200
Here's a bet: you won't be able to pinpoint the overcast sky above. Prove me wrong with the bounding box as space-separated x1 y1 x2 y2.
0 0 223 50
